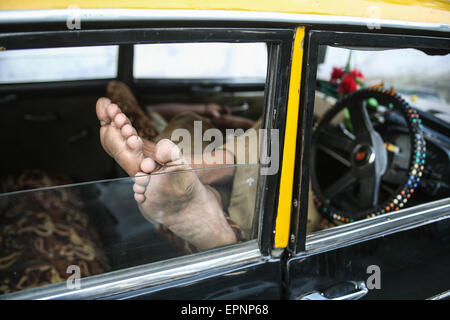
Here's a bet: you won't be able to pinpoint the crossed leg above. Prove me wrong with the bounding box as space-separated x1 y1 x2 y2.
96 98 237 250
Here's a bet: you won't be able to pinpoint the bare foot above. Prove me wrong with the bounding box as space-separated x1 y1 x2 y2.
133 139 237 250
96 97 145 176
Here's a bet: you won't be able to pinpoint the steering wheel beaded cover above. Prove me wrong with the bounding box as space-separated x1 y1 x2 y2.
311 88 426 224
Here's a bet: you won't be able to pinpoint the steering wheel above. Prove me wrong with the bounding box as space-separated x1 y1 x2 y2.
311 88 426 224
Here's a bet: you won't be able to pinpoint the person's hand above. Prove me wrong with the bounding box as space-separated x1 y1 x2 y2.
204 103 231 119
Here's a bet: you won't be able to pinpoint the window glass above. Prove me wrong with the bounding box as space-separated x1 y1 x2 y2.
0 46 118 83
0 40 268 297
133 43 268 80
307 46 450 234
0 164 259 295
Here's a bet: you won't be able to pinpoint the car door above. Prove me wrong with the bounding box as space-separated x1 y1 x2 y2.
0 19 303 300
286 29 450 300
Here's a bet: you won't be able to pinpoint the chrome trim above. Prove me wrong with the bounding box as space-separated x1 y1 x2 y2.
0 9 449 33
298 281 368 300
0 240 262 300
427 289 450 300
302 198 450 257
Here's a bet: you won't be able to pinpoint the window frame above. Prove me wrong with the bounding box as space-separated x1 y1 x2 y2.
0 26 295 299
292 29 450 254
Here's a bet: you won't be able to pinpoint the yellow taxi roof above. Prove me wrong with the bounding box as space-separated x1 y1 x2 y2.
1 0 449 25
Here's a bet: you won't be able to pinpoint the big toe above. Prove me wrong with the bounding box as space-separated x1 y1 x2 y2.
96 97 111 125
154 139 184 165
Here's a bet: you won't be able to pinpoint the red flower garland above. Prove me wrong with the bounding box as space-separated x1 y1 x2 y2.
330 67 365 95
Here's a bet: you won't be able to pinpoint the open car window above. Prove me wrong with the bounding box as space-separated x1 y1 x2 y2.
317 47 450 123
0 46 118 84
133 43 268 81
307 45 450 235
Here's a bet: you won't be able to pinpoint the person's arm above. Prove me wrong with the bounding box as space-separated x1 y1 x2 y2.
146 102 254 130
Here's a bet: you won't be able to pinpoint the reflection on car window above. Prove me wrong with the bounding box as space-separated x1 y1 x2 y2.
307 46 450 234
0 164 259 295
133 43 268 80
0 46 118 83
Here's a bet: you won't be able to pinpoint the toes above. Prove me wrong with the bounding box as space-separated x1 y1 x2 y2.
134 193 146 203
106 103 121 123
133 172 150 203
121 124 137 139
133 183 146 194
140 157 157 173
154 139 184 164
114 112 130 129
134 172 150 186
96 97 111 125
133 178 147 203
126 135 143 151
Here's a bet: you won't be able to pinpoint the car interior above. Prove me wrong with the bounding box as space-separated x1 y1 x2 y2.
0 40 449 295
307 45 450 232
